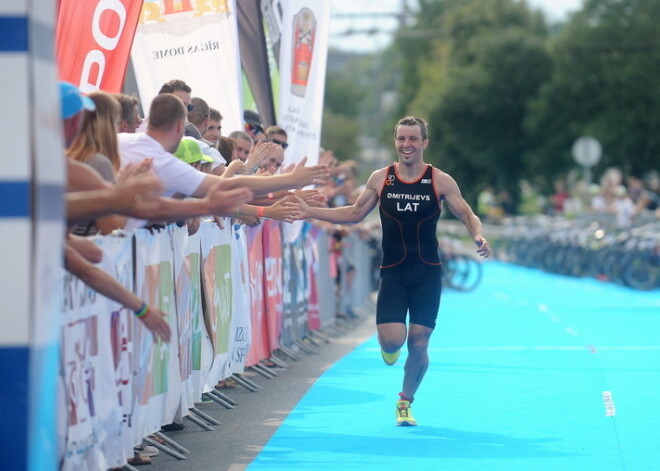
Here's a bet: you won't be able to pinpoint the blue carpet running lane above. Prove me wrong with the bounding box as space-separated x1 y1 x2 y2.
249 262 660 471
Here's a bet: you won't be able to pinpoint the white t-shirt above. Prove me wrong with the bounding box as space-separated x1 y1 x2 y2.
118 132 205 198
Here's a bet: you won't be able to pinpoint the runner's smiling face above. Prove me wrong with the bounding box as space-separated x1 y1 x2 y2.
394 124 428 165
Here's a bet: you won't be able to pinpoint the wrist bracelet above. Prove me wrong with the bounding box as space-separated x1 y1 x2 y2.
134 302 149 318
257 206 265 218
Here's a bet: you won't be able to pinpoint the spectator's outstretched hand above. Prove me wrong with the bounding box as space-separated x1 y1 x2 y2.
291 156 329 187
205 179 253 216
233 214 261 227
290 195 312 220
139 306 171 343
117 158 154 182
223 159 249 177
293 188 328 208
111 174 164 218
265 196 301 223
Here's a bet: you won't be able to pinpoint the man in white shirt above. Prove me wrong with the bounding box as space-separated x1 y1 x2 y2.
119 94 329 219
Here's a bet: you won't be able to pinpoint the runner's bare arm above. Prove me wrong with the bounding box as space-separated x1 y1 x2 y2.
435 169 491 258
293 168 386 224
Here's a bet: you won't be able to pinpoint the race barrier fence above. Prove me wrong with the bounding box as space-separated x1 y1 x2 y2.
59 218 374 469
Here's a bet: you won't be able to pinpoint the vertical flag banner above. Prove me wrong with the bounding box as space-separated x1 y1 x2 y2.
56 0 144 92
130 0 243 133
277 1 330 243
237 0 276 126
277 1 330 168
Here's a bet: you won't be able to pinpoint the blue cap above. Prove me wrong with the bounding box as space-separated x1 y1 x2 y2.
59 81 96 119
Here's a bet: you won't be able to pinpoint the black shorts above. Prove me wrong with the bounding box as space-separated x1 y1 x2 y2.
376 262 442 329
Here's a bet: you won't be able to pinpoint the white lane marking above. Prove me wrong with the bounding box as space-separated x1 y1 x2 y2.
602 391 616 417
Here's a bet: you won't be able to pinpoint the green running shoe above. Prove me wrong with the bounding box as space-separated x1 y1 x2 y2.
381 348 401 366
395 400 417 426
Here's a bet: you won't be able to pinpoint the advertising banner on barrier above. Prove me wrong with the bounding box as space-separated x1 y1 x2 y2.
263 220 283 353
229 223 251 372
245 224 267 366
56 0 143 92
314 230 336 328
61 274 109 471
60 235 135 470
199 221 233 387
97 235 137 465
281 238 306 347
133 229 181 441
130 0 243 134
303 224 321 331
171 225 205 408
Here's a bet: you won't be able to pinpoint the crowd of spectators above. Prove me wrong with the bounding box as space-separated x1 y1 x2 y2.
60 78 334 465
476 168 659 226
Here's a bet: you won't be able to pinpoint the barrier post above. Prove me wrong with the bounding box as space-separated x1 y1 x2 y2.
0 3 64 470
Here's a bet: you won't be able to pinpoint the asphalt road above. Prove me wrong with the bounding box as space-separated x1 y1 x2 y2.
145 311 376 471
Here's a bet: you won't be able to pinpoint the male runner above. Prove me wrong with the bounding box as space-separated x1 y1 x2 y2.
294 116 491 426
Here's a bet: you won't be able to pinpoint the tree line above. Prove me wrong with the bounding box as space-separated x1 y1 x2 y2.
323 0 660 206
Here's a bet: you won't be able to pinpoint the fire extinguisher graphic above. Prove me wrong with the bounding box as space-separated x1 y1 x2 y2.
291 7 316 97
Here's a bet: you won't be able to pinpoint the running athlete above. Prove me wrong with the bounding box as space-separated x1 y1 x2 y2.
293 116 491 426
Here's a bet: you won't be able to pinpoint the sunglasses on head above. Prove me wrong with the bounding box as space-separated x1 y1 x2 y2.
269 138 289 150
245 123 263 135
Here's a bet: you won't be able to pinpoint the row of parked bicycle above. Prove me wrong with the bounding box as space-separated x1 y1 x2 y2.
492 213 660 291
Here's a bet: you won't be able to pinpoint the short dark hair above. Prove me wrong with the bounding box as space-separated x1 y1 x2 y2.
187 97 209 127
394 116 428 141
148 94 186 131
209 108 223 122
158 79 191 95
111 93 139 123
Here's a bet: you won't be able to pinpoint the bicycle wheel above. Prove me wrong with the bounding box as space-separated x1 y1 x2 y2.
624 252 660 291
445 254 483 291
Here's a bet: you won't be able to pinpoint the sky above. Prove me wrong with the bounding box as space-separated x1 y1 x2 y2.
329 0 584 53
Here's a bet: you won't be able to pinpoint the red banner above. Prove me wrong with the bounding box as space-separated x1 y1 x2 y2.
245 225 268 366
56 0 143 93
262 220 283 353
